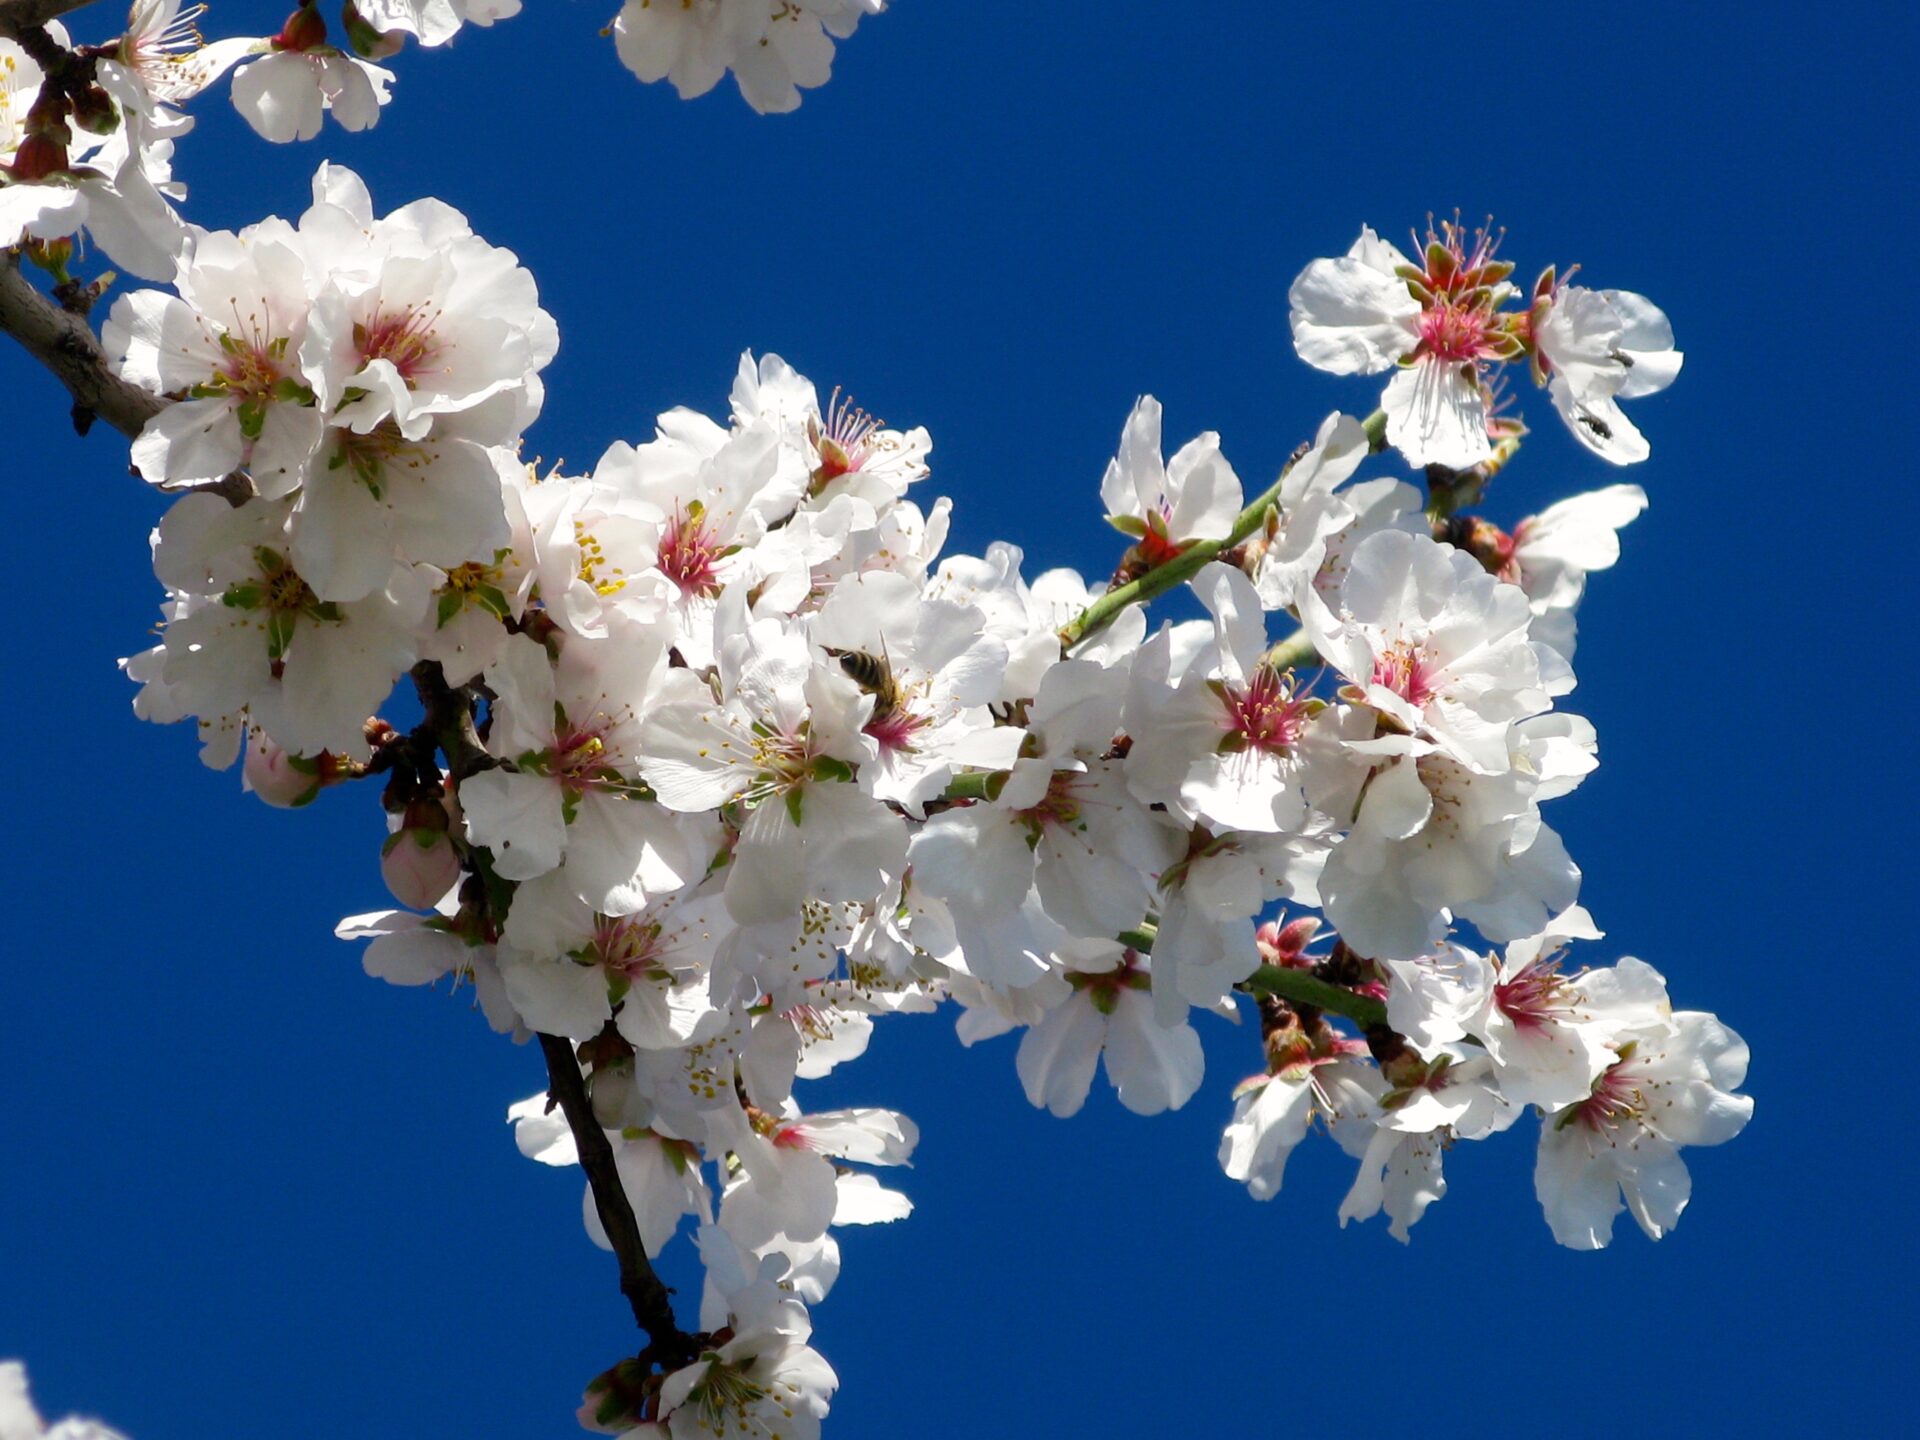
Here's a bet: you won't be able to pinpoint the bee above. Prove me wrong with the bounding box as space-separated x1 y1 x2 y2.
1575 409 1614 443
823 643 904 719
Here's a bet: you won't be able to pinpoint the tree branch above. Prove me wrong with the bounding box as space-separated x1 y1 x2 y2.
0 250 161 439
0 0 103 40
408 660 495 781
537 1033 699 1368
1240 964 1388 1029
1058 408 1389 652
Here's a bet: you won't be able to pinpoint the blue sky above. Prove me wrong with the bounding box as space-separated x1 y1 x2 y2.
2 2 1912 1435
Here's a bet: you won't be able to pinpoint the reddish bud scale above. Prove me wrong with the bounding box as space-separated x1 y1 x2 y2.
8 132 67 182
275 3 329 52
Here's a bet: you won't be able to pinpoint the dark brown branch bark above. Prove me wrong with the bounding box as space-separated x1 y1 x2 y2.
2 255 256 503
537 1033 699 1367
408 660 495 781
0 251 161 439
0 0 102 40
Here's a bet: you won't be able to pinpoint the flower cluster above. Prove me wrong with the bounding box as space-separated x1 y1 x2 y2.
100 181 1746 1418
110 163 554 760
0 0 1753 1431
1289 219 1683 469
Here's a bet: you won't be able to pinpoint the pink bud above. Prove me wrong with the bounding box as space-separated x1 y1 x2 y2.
243 734 321 808
381 828 463 909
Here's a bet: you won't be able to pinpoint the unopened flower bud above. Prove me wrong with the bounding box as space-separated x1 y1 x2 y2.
576 1357 658 1434
273 0 328 52
243 733 323 807
381 826 462 908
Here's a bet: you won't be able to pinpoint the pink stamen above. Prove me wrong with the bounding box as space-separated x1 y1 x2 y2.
658 509 723 598
1569 1056 1646 1133
356 306 442 383
1494 963 1570 1032
815 387 884 479
1223 666 1309 754
1419 300 1493 363
864 706 928 753
590 914 662 979
1370 641 1439 708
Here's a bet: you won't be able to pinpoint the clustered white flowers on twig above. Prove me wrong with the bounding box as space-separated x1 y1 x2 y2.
0 4 1749 1436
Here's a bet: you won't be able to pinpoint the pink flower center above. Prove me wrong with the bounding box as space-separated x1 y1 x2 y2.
217 335 285 397
1494 963 1570 1032
554 722 615 789
1569 1056 1646 1133
658 509 723 598
1419 299 1493 363
813 387 883 481
1370 641 1439 708
864 705 928 753
1222 666 1309 754
590 915 663 978
355 306 442 384
1018 770 1087 833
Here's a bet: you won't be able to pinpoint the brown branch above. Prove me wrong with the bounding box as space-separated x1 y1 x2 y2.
2 255 256 503
408 660 495 781
0 0 103 40
537 1033 700 1368
0 250 161 439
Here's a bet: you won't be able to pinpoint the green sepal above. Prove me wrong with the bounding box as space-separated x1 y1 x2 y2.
1106 513 1148 539
435 590 465 629
474 583 513 620
809 755 854 784
784 786 805 827
222 582 263 611
265 609 297 661
236 398 266 441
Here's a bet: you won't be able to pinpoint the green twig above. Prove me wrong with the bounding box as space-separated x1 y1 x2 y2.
1059 410 1387 652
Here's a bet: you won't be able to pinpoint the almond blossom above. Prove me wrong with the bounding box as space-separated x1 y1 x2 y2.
1535 1004 1751 1249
